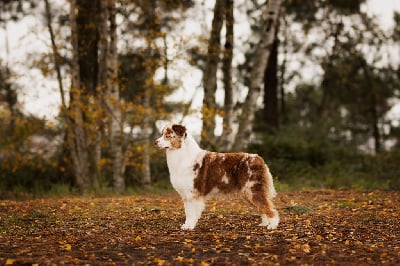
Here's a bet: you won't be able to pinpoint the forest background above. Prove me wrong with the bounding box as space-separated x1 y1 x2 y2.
1 0 400 198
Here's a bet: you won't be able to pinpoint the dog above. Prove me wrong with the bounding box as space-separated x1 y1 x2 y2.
154 123 279 230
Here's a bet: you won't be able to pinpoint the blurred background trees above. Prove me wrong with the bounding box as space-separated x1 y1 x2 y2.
0 0 399 197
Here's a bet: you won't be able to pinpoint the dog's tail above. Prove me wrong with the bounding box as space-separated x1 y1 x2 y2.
265 164 277 199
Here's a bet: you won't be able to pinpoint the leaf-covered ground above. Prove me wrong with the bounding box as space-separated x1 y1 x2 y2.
1 190 399 265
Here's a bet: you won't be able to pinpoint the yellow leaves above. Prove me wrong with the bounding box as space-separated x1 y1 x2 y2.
47 121 54 129
354 240 363 246
182 257 195 263
175 256 184 262
292 243 311 254
305 219 311 227
64 244 72 251
210 201 217 211
5 259 15 265
369 244 377 251
153 257 166 265
302 244 311 254
174 256 195 265
58 241 72 251
174 256 196 264
2 191 400 265
99 158 109 168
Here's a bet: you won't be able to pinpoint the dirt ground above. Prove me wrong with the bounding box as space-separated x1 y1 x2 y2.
0 190 399 265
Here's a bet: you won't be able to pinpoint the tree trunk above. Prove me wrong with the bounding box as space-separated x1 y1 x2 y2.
221 0 234 151
279 16 288 125
99 0 126 192
142 119 152 185
232 0 281 151
360 59 381 153
68 0 90 191
66 0 106 191
201 0 225 149
77 0 103 189
142 60 152 185
77 0 99 96
263 27 279 130
140 1 159 185
44 0 66 110
46 0 74 186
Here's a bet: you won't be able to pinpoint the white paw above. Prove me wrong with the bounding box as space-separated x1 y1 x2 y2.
259 215 279 230
181 223 195 230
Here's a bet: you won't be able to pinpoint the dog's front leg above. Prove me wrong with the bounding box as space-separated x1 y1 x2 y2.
181 199 205 230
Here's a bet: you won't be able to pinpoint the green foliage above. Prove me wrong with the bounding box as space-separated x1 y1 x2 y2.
283 205 313 214
249 126 399 191
256 0 400 191
394 12 400 41
0 113 61 198
0 154 59 199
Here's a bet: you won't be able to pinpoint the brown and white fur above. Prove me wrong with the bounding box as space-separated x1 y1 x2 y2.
154 123 279 230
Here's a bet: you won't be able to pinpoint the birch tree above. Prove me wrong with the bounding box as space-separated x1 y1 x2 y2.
68 0 91 191
65 0 123 191
221 0 234 151
232 0 281 151
99 0 126 192
201 0 225 149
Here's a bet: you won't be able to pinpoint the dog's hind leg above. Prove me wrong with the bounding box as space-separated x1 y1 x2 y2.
181 199 205 230
259 198 279 229
245 183 279 229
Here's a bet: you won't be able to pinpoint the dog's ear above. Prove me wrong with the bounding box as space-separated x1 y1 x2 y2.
172 124 187 137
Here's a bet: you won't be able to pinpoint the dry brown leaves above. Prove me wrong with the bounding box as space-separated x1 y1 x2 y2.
0 190 399 265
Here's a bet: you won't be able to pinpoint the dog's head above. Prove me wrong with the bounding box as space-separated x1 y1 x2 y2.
154 124 187 150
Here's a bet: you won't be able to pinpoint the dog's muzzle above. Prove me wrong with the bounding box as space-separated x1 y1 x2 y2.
154 138 167 149
154 139 160 147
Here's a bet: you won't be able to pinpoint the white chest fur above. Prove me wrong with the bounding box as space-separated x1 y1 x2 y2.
166 137 206 200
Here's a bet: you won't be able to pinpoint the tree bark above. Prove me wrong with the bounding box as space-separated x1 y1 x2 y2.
140 1 159 185
46 0 74 186
263 27 279 130
142 86 152 185
201 0 225 149
77 0 103 189
232 0 281 151
68 0 90 191
99 0 126 192
360 59 381 153
222 0 234 150
66 0 106 191
44 0 66 110
77 0 99 96
279 16 288 125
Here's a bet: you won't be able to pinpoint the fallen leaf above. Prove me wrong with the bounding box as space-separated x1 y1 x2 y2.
302 244 311 253
5 259 15 265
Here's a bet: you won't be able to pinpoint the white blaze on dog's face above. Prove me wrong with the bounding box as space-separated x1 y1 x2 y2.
154 124 187 149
